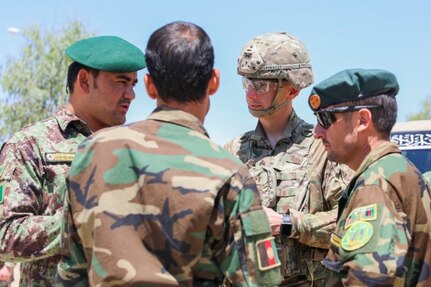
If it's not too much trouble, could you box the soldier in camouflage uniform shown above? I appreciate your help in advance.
[0,36,146,286]
[310,68,431,286]
[224,32,351,286]
[56,21,282,286]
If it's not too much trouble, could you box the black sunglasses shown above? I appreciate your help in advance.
[314,105,380,129]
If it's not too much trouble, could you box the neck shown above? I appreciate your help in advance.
[157,98,207,123]
[66,100,99,132]
[349,135,388,171]
[259,105,293,149]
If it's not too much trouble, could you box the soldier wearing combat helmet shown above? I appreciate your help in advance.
[225,32,352,286]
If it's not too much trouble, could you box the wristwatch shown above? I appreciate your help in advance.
[280,213,292,236]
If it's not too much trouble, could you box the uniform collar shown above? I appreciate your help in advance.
[354,141,401,177]
[54,107,92,136]
[147,106,209,137]
[253,109,304,144]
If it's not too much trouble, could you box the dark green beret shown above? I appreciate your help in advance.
[308,69,399,111]
[66,36,146,72]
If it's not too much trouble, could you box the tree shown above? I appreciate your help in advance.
[0,21,94,141]
[408,94,431,121]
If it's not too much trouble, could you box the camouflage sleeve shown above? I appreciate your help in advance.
[325,185,409,286]
[289,140,353,249]
[0,142,62,263]
[212,165,282,286]
[223,136,242,158]
[56,188,88,286]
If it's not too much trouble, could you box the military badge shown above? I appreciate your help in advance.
[345,204,377,229]
[341,221,373,251]
[309,94,321,110]
[46,153,75,163]
[256,237,281,271]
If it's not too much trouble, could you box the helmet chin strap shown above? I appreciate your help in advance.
[248,78,289,118]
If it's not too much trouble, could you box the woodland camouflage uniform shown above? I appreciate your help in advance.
[56,107,282,286]
[308,69,431,286]
[323,142,431,286]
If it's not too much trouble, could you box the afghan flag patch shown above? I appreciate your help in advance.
[345,203,377,229]
[0,185,3,204]
[256,237,280,271]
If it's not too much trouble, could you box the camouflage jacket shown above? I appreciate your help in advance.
[224,110,351,283]
[322,141,431,286]
[0,107,91,287]
[56,107,282,287]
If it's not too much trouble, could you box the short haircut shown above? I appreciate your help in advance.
[66,62,99,94]
[145,21,214,102]
[342,94,398,137]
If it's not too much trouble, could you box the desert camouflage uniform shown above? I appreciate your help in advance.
[0,107,91,286]
[56,107,282,286]
[323,141,431,286]
[225,110,351,286]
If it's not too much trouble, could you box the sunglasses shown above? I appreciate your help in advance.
[314,105,380,129]
[242,77,279,94]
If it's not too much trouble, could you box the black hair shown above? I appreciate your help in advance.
[343,94,398,138]
[66,62,100,94]
[145,21,214,102]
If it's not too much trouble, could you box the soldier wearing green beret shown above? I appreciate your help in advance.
[224,32,352,286]
[0,35,146,286]
[56,21,282,286]
[309,68,431,286]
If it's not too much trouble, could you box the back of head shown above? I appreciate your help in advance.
[237,32,313,89]
[145,21,214,102]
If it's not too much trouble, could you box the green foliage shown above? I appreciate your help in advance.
[408,95,431,121]
[0,21,94,141]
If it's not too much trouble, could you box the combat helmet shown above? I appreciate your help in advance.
[238,32,313,117]
[238,32,313,89]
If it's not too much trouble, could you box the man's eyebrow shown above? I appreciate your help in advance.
[116,74,138,84]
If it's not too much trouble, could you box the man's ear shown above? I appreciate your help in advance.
[207,68,220,96]
[76,69,91,94]
[144,74,158,99]
[357,108,373,132]
[286,86,300,100]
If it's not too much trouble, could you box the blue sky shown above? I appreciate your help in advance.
[1,0,430,145]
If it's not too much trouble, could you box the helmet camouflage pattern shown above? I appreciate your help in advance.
[237,32,313,89]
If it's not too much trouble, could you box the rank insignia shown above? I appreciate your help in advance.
[341,221,373,251]
[256,237,281,271]
[345,203,377,229]
[309,94,321,110]
[46,153,75,163]
[0,185,3,204]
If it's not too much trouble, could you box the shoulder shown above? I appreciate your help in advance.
[5,115,57,145]
[224,131,254,155]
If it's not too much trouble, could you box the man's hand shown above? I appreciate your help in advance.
[263,206,283,236]
[0,264,13,282]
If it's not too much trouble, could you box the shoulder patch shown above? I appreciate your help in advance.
[256,237,281,271]
[345,203,377,229]
[341,221,373,251]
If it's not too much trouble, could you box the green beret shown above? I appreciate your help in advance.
[66,36,146,72]
[308,69,399,111]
